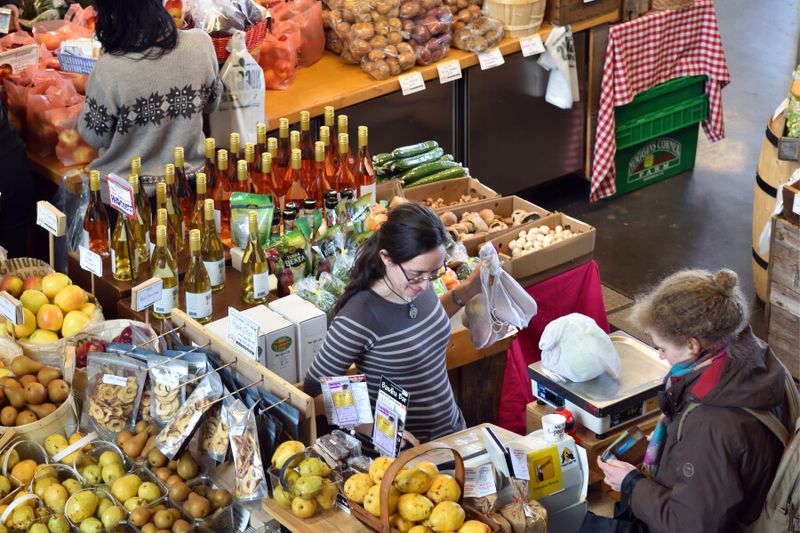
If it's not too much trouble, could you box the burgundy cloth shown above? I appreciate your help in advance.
[498,261,610,434]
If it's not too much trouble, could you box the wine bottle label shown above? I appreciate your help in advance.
[253,271,269,298]
[186,290,212,319]
[214,210,222,234]
[111,248,116,274]
[359,183,376,203]
[154,286,177,315]
[204,259,225,287]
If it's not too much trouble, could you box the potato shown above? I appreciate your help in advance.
[388,31,404,44]
[456,0,469,8]
[375,0,395,15]
[398,51,416,68]
[349,38,372,55]
[368,49,386,61]
[374,19,390,35]
[453,20,466,30]
[335,21,352,35]
[400,1,423,18]
[351,22,375,40]
[387,58,402,75]
[365,60,391,79]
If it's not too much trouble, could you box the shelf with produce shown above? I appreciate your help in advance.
[264,11,619,125]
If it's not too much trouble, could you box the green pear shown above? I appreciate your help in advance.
[47,514,70,533]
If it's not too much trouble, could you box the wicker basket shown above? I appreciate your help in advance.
[484,0,545,37]
[651,0,694,9]
[211,19,268,63]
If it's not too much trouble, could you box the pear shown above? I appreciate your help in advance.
[48,514,70,533]
[298,457,331,478]
[100,505,124,529]
[78,517,103,533]
[176,454,198,480]
[65,490,98,523]
[183,493,210,519]
[4,387,25,409]
[47,380,70,404]
[10,356,43,376]
[111,474,142,503]
[62,479,83,495]
[292,475,324,499]
[36,367,61,387]
[29,403,57,420]
[43,483,69,513]
[314,479,338,511]
[23,382,47,405]
[122,433,147,459]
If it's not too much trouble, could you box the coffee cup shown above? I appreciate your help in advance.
[542,413,567,443]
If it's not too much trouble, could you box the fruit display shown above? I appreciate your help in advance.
[440,207,541,242]
[115,422,160,463]
[126,502,192,533]
[64,488,126,531]
[177,477,233,521]
[268,442,340,520]
[0,273,98,343]
[506,223,582,259]
[0,356,71,428]
[373,141,467,186]
[73,443,128,488]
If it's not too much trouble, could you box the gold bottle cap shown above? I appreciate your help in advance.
[89,171,100,191]
[290,131,300,151]
[267,137,277,157]
[237,160,248,182]
[248,210,258,233]
[156,225,167,246]
[256,123,267,143]
[262,152,272,173]
[217,149,228,170]
[230,132,240,154]
[205,138,216,158]
[279,118,289,136]
[196,173,207,194]
[358,126,368,148]
[300,111,310,131]
[164,164,175,184]
[245,143,255,164]
[156,182,167,204]
[128,174,139,194]
[315,141,325,162]
[291,149,302,168]
[319,126,330,146]
[131,156,141,176]
[174,146,184,167]
[189,229,201,252]
[204,199,215,221]
[324,106,335,126]
[156,208,168,227]
[339,133,349,154]
[338,114,348,134]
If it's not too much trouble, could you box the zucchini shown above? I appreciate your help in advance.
[390,140,439,159]
[399,160,462,185]
[373,153,394,167]
[439,154,454,162]
[407,166,467,187]
[392,147,445,171]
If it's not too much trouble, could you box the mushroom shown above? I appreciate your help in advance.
[479,209,495,225]
[440,211,457,226]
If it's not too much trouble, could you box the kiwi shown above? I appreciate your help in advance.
[0,406,18,426]
[168,482,190,503]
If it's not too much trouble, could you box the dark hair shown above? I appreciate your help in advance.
[334,203,448,314]
[95,0,178,57]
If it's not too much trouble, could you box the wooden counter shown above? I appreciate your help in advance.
[28,152,84,195]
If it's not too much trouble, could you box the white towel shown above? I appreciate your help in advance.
[537,25,580,110]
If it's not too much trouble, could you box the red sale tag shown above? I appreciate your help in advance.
[106,173,135,219]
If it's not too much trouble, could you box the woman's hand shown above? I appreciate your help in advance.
[2,4,19,32]
[597,457,638,492]
[461,262,483,302]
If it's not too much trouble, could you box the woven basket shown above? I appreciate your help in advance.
[484,0,545,37]
[651,0,694,10]
[211,19,268,63]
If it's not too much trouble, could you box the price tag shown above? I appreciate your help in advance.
[102,374,128,387]
[437,60,462,83]
[520,34,545,57]
[0,44,38,73]
[509,447,530,480]
[227,307,260,361]
[464,464,497,498]
[131,278,164,312]
[79,245,103,277]
[106,173,135,218]
[793,193,800,215]
[399,71,426,96]
[478,48,505,70]
[372,376,409,458]
[0,292,23,325]
[36,201,67,237]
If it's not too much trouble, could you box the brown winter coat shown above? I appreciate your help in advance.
[630,327,788,533]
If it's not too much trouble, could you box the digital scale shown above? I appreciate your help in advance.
[529,332,669,438]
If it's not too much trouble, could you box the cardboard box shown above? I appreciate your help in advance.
[268,295,328,383]
[206,306,297,382]
[403,177,500,211]
[491,212,596,282]
[443,196,551,256]
[376,179,403,204]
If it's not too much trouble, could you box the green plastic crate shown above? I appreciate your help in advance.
[612,77,710,197]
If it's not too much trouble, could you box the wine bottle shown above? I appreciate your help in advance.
[285,149,307,205]
[270,209,281,239]
[184,229,212,324]
[130,158,152,237]
[319,126,338,189]
[189,173,208,237]
[150,225,178,320]
[150,208,176,261]
[355,126,375,202]
[335,133,355,191]
[244,143,256,190]
[283,208,297,233]
[255,123,267,170]
[128,174,149,270]
[229,132,241,170]
[204,138,217,191]
[83,170,110,257]
[336,114,350,168]
[201,199,225,292]
[255,152,273,196]
[174,146,194,230]
[275,118,290,192]
[161,172,185,252]
[110,206,136,282]
[241,210,269,304]
[213,149,232,244]
[300,111,314,182]
[233,160,252,195]
[309,141,332,207]
[268,136,278,159]
[324,106,338,157]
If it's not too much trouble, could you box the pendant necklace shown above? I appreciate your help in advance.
[384,277,418,319]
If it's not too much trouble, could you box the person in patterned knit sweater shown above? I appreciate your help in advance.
[78,0,221,202]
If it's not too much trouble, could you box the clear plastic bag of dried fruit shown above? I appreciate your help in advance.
[451,16,504,53]
[323,0,404,65]
[359,42,417,79]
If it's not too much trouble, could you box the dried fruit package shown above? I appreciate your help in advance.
[200,398,231,463]
[82,353,148,439]
[147,354,190,426]
[226,399,268,502]
[154,372,224,460]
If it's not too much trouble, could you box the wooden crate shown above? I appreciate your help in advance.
[766,216,800,379]
[546,0,621,25]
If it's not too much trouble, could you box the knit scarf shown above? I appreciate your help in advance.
[642,347,726,477]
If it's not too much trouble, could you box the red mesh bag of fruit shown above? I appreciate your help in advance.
[258,22,300,90]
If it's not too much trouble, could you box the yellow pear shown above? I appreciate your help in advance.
[457,520,491,533]
[41,274,71,300]
[369,457,395,485]
[363,484,400,517]
[343,473,374,504]
[428,501,465,532]
[61,311,90,338]
[28,330,59,344]
[19,290,48,315]
[426,475,461,504]
[398,493,434,522]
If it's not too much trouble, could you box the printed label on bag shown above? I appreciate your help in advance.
[103,374,128,387]
[186,290,212,319]
[464,464,497,497]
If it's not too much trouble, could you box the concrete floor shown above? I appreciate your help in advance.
[526,0,800,338]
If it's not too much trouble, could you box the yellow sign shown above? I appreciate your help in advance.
[528,445,563,500]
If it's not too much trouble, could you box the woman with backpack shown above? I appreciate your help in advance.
[584,268,795,533]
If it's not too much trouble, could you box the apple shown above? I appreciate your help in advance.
[37,304,64,332]
[42,273,71,299]
[20,290,48,315]
[22,276,42,292]
[57,129,80,149]
[76,339,105,368]
[0,275,23,298]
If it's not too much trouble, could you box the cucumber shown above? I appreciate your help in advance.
[399,160,462,185]
[390,141,439,159]
[392,147,445,171]
[373,153,394,167]
[439,154,454,162]
[407,166,467,187]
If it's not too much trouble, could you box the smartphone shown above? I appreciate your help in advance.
[601,426,648,465]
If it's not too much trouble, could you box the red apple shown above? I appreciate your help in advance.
[22,276,42,292]
[0,275,24,298]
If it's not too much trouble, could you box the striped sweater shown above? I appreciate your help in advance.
[303,287,466,443]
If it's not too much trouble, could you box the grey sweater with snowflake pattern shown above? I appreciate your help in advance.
[78,29,221,198]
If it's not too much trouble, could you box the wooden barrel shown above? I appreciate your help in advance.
[484,0,545,37]
[752,112,800,302]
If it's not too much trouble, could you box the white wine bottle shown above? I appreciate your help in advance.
[241,210,269,304]
[185,229,212,323]
[150,225,178,320]
[201,199,225,292]
[164,163,186,252]
[111,210,136,282]
[128,174,149,265]
[150,208,176,261]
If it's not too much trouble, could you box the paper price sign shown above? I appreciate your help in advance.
[36,201,66,237]
[79,246,103,277]
[478,48,505,70]
[107,173,135,218]
[437,60,462,83]
[132,278,163,312]
[509,447,530,480]
[520,34,545,57]
[227,307,260,361]
[372,376,409,458]
[0,292,23,325]
[464,464,497,498]
[399,71,426,96]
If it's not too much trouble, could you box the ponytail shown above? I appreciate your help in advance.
[334,230,385,314]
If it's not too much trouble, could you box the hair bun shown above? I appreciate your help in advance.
[714,269,738,296]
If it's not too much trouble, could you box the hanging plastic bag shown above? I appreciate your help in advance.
[209,31,266,146]
[257,22,299,90]
[271,0,325,68]
[48,101,97,166]
[463,242,538,349]
[539,313,621,383]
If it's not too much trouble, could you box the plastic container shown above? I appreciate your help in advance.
[1,439,48,487]
[178,475,235,529]
[73,441,131,486]
[64,487,126,529]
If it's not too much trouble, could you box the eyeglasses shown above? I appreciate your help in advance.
[397,262,447,285]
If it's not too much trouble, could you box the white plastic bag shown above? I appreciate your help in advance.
[539,313,620,382]
[463,242,538,349]
[209,31,266,145]
[537,25,579,110]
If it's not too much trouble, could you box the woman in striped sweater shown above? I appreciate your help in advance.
[304,203,483,446]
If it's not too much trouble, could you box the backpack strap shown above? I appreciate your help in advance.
[676,402,702,441]
[740,407,791,446]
